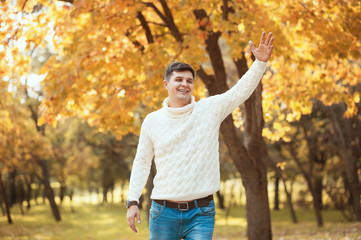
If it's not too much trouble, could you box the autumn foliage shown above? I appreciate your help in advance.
[1,0,361,238]
[1,0,359,138]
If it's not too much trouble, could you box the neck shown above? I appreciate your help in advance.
[168,98,191,108]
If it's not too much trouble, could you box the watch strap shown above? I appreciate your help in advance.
[126,200,138,208]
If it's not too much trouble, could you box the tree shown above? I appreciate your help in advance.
[322,102,361,221]
[1,1,62,221]
[273,99,361,224]
[2,0,360,238]
[40,1,279,237]
[0,78,42,224]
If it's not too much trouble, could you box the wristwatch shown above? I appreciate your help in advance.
[126,200,138,208]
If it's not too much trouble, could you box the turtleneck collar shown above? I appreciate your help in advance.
[162,96,195,119]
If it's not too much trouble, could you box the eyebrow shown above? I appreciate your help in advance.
[175,76,193,81]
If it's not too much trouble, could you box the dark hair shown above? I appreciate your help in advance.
[164,62,195,82]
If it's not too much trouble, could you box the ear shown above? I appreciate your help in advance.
[163,80,168,90]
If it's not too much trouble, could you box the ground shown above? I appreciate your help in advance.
[0,200,360,240]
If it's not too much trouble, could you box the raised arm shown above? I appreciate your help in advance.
[211,31,274,121]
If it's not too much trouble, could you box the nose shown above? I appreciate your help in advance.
[181,80,187,86]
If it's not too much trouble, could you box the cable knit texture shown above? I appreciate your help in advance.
[128,59,267,202]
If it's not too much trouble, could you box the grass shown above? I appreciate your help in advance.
[0,199,360,240]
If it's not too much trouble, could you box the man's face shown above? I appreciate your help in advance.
[163,70,194,107]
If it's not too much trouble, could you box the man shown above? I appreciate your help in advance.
[127,31,274,239]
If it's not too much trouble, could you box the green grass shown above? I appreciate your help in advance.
[0,201,360,240]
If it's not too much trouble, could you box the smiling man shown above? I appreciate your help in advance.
[163,62,195,108]
[126,31,274,240]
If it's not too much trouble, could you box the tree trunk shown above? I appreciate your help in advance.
[327,105,361,221]
[310,188,324,227]
[42,188,46,204]
[314,176,323,210]
[272,142,297,222]
[7,169,16,207]
[220,116,272,239]
[0,202,5,216]
[34,183,41,205]
[69,188,75,213]
[216,190,225,210]
[18,202,25,215]
[24,174,33,210]
[102,186,108,204]
[25,82,61,220]
[236,56,272,239]
[244,176,271,239]
[0,171,13,224]
[41,160,61,221]
[274,176,280,210]
[59,180,66,204]
[17,178,25,215]
[243,154,271,239]
[111,187,114,204]
[281,176,298,223]
[120,181,124,204]
[289,143,324,227]
[349,168,361,221]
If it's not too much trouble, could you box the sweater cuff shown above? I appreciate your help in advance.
[252,59,268,72]
[127,196,140,204]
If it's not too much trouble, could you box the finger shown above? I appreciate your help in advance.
[260,31,266,45]
[268,45,274,57]
[131,221,138,233]
[136,211,141,224]
[127,216,137,233]
[265,32,272,45]
[268,37,274,48]
[249,41,256,52]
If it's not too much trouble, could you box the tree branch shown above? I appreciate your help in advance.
[140,2,167,24]
[125,30,145,53]
[137,11,154,43]
[140,1,183,42]
[59,0,74,4]
[193,9,227,93]
[158,0,183,42]
[297,0,316,17]
[4,0,29,43]
[146,21,166,27]
[196,66,216,93]
[222,0,229,20]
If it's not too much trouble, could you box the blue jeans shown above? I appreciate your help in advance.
[149,200,215,240]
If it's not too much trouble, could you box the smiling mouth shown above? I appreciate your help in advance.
[177,89,189,94]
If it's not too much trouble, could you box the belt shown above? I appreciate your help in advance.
[153,195,213,211]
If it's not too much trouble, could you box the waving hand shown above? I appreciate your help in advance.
[249,31,274,62]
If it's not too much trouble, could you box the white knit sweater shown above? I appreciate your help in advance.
[127,59,267,202]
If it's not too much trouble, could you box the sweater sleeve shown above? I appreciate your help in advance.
[127,116,154,203]
[212,59,267,122]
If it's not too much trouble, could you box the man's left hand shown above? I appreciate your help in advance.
[249,31,274,62]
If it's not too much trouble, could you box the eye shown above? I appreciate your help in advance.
[187,80,193,84]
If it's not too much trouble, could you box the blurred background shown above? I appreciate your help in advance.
[0,0,360,239]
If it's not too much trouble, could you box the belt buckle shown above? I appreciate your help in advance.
[178,202,189,211]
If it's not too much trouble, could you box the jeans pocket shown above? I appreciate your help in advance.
[150,201,163,220]
[199,200,216,216]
